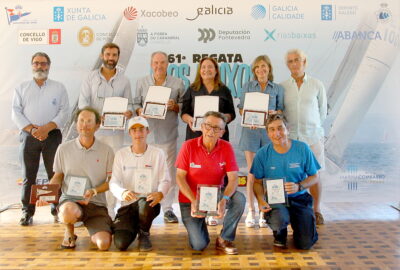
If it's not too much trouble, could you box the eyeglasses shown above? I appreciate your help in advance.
[32,62,49,67]
[202,122,223,132]
[287,58,302,64]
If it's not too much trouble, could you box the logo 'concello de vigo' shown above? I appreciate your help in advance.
[78,26,94,46]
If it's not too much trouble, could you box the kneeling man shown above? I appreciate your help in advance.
[251,114,319,249]
[109,116,170,251]
[37,107,114,250]
[176,111,246,255]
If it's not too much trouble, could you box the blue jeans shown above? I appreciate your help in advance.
[263,192,318,250]
[179,190,245,251]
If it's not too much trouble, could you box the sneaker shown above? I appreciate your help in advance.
[163,210,178,223]
[273,229,287,248]
[19,214,33,226]
[273,239,287,248]
[206,216,218,226]
[216,236,238,255]
[259,211,268,228]
[245,211,255,228]
[53,214,59,224]
[138,230,152,252]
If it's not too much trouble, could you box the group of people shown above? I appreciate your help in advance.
[11,42,326,254]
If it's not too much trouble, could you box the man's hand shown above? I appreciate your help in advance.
[216,199,227,219]
[190,200,206,218]
[122,190,137,202]
[284,182,299,195]
[258,199,272,213]
[32,125,50,141]
[146,192,163,207]
[167,99,177,111]
[124,110,133,119]
[36,199,50,207]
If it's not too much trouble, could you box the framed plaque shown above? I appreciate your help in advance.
[66,176,88,199]
[262,178,288,207]
[103,112,126,129]
[192,116,204,131]
[194,185,221,217]
[242,110,267,128]
[134,168,152,196]
[30,184,60,204]
[143,102,167,119]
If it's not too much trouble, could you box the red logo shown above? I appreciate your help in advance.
[124,6,137,20]
[49,29,61,44]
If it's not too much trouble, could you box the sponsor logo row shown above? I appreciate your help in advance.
[5,3,393,25]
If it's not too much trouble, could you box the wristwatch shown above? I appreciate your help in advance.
[298,182,305,191]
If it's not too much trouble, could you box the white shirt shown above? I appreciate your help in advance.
[109,144,171,211]
[281,74,327,145]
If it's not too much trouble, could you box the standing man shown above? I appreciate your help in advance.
[78,42,133,217]
[281,49,327,225]
[134,51,185,223]
[251,114,319,249]
[12,52,69,226]
[109,116,170,251]
[176,111,245,254]
[37,107,114,250]
[78,42,133,151]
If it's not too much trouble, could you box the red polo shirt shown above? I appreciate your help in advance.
[175,136,238,203]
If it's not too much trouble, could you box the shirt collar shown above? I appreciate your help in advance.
[197,136,221,153]
[151,74,168,86]
[290,73,308,83]
[75,137,99,151]
[253,80,273,88]
[98,66,120,81]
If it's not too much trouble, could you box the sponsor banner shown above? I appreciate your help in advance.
[18,29,61,45]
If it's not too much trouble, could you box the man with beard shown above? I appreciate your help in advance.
[78,43,133,217]
[12,52,69,226]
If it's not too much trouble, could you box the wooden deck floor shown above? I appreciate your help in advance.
[0,202,399,270]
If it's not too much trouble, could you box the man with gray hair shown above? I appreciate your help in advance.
[12,52,69,226]
[134,51,185,223]
[280,49,327,225]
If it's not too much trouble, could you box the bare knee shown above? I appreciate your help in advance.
[91,231,112,251]
[59,202,81,224]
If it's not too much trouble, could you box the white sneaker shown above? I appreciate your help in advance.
[206,216,218,226]
[259,212,268,228]
[245,212,256,228]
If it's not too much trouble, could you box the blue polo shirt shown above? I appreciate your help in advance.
[250,140,320,197]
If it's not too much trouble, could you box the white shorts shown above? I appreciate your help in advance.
[309,139,325,171]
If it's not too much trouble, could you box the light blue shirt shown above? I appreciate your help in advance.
[12,79,69,130]
[238,80,284,111]
[281,74,327,145]
[250,140,320,198]
[134,75,185,144]
[78,67,133,114]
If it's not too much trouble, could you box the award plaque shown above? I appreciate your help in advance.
[66,176,88,199]
[242,110,267,128]
[143,102,167,119]
[195,185,221,217]
[263,178,288,207]
[103,112,126,129]
[30,184,60,204]
[134,168,152,196]
[192,116,204,131]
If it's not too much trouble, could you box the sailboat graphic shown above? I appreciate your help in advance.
[324,13,399,168]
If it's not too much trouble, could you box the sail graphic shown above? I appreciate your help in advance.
[324,15,399,166]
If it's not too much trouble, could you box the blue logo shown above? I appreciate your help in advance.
[321,5,332,20]
[264,29,276,41]
[53,6,64,22]
[251,4,266,20]
[376,3,391,23]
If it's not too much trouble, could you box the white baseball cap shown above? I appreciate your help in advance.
[127,116,149,131]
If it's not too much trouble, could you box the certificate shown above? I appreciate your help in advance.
[103,113,126,128]
[101,97,128,130]
[143,102,166,118]
[193,96,219,131]
[241,92,269,128]
[66,176,88,199]
[143,86,171,119]
[195,185,221,217]
[263,178,288,207]
[30,184,60,204]
[134,168,152,196]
